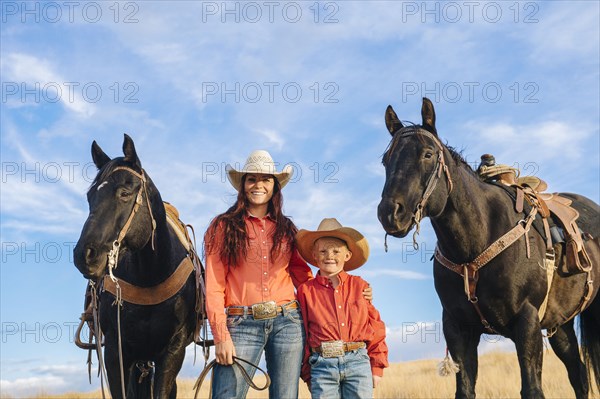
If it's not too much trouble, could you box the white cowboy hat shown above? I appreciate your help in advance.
[226,150,294,192]
[296,218,370,271]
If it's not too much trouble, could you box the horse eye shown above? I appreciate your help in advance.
[424,151,434,159]
[119,190,133,199]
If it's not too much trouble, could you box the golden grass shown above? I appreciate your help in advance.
[38,350,599,398]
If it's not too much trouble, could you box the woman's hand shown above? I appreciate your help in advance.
[363,284,373,302]
[215,339,236,365]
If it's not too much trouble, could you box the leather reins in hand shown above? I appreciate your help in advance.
[193,355,271,399]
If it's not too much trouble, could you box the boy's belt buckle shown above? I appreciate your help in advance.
[252,301,278,320]
[320,340,345,358]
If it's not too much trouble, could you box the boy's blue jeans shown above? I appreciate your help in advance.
[211,307,305,399]
[309,347,374,399]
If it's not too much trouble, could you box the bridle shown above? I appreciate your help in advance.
[103,166,157,280]
[387,127,454,249]
[90,165,158,398]
[387,127,543,333]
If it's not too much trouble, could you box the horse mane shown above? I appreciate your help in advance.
[444,144,479,177]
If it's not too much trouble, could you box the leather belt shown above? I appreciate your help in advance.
[311,341,366,358]
[226,300,298,320]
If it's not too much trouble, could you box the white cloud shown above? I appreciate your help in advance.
[464,120,594,162]
[1,376,67,398]
[252,128,284,150]
[526,2,600,63]
[1,53,96,117]
[360,268,429,280]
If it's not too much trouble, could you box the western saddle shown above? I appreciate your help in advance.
[478,154,592,275]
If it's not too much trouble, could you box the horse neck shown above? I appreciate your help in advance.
[430,158,514,262]
[119,190,185,286]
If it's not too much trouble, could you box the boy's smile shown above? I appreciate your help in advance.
[313,237,352,278]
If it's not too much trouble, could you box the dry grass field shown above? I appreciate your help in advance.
[28,350,599,398]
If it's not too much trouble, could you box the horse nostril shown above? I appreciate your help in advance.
[85,246,97,264]
[379,200,402,227]
[395,202,404,217]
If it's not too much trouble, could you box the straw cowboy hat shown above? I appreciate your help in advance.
[296,218,370,271]
[226,150,294,192]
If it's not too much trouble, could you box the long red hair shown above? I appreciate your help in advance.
[204,175,297,267]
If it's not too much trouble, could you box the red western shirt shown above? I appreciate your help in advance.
[205,213,313,344]
[297,270,389,382]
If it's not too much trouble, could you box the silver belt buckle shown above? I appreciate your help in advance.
[251,300,278,320]
[320,340,345,358]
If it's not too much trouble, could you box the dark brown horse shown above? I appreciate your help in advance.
[377,98,600,398]
[73,135,201,398]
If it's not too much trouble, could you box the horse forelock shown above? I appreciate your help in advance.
[381,122,418,164]
[381,125,478,180]
[87,158,143,195]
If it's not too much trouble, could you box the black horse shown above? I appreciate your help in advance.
[73,135,198,398]
[377,98,600,398]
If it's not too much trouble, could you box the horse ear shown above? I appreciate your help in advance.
[421,97,437,134]
[91,141,111,169]
[122,134,142,169]
[385,105,404,135]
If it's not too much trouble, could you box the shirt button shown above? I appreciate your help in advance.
[263,256,267,259]
[264,288,268,291]
[264,272,267,275]
[341,323,345,327]
[335,290,338,293]
[338,305,342,309]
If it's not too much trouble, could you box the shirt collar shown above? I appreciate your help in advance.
[315,270,348,287]
[246,211,274,222]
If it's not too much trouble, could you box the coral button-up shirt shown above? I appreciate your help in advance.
[297,270,388,382]
[205,213,313,344]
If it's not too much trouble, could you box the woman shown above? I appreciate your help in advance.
[205,150,371,398]
[205,150,310,398]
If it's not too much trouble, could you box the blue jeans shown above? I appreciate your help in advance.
[211,306,305,399]
[309,347,373,399]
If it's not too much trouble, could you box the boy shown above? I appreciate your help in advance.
[296,218,388,398]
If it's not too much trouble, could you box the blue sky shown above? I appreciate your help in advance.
[1,0,599,396]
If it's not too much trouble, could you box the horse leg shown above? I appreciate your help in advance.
[443,310,480,399]
[580,293,600,393]
[512,306,545,399]
[549,319,588,399]
[153,333,189,399]
[104,345,131,399]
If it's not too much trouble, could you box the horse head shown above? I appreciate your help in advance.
[377,97,453,238]
[74,134,160,280]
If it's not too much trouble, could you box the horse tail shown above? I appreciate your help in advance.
[580,296,600,393]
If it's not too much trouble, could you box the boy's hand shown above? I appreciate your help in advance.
[363,284,373,302]
[215,339,236,365]
[373,375,382,388]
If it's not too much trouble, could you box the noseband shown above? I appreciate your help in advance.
[391,127,454,248]
[103,166,157,279]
